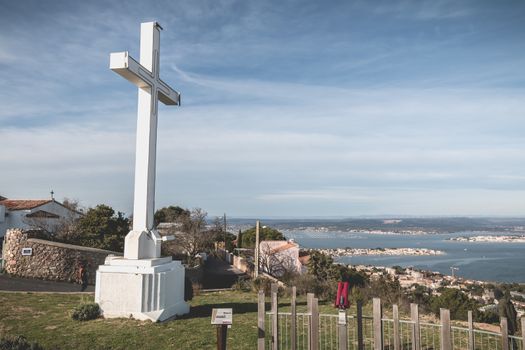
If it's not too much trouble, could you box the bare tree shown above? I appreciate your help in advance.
[259,243,297,278]
[165,208,214,262]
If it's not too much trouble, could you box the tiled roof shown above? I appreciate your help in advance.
[0,199,52,210]
[261,240,299,254]
[272,242,298,253]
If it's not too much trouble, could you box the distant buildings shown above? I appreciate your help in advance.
[349,263,525,317]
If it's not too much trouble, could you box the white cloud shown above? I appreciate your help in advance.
[1,0,525,217]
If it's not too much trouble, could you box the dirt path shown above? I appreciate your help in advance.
[202,256,246,289]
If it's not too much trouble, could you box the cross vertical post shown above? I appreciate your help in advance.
[133,22,160,234]
[96,20,189,323]
[109,21,180,259]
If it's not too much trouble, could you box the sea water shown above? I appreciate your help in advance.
[283,230,525,283]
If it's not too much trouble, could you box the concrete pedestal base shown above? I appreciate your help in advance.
[95,256,189,322]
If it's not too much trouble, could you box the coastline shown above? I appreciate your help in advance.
[312,247,445,258]
[449,235,525,243]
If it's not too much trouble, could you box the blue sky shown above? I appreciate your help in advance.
[1,0,525,218]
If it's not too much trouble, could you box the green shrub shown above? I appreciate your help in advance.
[71,303,100,321]
[251,277,285,296]
[232,279,251,292]
[252,276,274,295]
[288,273,318,296]
[0,335,45,350]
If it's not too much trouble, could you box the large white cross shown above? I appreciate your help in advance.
[110,22,179,259]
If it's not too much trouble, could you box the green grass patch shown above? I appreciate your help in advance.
[0,290,352,350]
[0,290,377,349]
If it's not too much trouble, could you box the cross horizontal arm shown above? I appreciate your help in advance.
[157,79,180,106]
[110,51,154,88]
[110,51,180,106]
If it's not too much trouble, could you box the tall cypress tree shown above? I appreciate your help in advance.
[499,290,518,335]
[237,229,243,248]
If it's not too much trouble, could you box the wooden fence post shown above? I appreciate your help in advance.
[357,301,364,350]
[440,308,451,350]
[521,318,525,350]
[271,284,279,350]
[373,298,383,350]
[217,324,228,350]
[291,286,297,350]
[501,317,509,350]
[311,298,319,350]
[338,308,348,350]
[393,304,400,350]
[258,290,266,350]
[468,310,474,350]
[411,303,420,350]
[307,293,314,350]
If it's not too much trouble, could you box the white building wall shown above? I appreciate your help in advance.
[259,240,303,275]
[0,201,81,239]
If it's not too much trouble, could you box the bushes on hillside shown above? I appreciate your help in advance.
[303,251,368,301]
[252,276,277,295]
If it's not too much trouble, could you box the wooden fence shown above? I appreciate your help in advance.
[257,285,525,350]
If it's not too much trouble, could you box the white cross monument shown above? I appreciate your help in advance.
[95,21,189,322]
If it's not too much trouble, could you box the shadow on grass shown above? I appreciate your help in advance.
[179,302,256,319]
[179,301,308,320]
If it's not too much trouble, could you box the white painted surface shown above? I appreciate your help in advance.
[0,201,81,239]
[259,240,303,275]
[98,21,188,322]
[95,256,189,322]
[110,22,180,260]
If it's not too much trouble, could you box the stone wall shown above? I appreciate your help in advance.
[2,228,121,285]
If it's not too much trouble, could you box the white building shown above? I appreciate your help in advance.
[0,197,82,240]
[259,240,304,277]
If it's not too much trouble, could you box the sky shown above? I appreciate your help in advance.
[1,0,525,218]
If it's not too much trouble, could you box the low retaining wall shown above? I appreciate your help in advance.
[233,255,253,275]
[217,248,254,276]
[2,229,120,285]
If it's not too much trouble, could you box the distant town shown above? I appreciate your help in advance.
[312,247,445,257]
[350,264,525,318]
[450,235,525,243]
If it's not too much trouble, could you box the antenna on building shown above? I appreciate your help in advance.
[450,266,459,279]
[50,190,55,200]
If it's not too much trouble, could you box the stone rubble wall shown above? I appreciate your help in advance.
[2,228,121,285]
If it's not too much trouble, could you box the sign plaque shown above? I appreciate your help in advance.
[211,308,233,325]
[21,248,33,256]
[338,309,347,325]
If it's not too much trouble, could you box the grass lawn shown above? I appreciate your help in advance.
[0,290,347,350]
